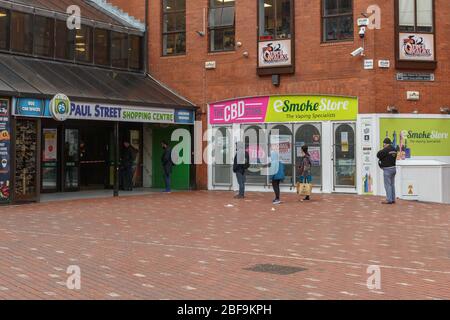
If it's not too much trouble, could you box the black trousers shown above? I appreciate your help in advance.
[272,179,281,200]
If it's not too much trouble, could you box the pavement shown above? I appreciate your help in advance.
[0,191,449,300]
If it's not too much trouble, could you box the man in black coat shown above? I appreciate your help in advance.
[233,142,250,199]
[161,140,174,193]
[377,138,398,204]
[120,141,135,191]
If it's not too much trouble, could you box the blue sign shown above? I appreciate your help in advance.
[13,98,51,117]
[175,109,195,124]
[0,99,10,203]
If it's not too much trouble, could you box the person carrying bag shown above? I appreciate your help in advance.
[296,145,312,201]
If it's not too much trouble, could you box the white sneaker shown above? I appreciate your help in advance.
[272,199,281,205]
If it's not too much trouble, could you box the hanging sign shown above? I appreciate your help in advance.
[399,33,435,61]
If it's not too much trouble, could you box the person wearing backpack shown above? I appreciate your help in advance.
[298,145,312,201]
[233,142,250,199]
[270,150,285,205]
[161,140,174,193]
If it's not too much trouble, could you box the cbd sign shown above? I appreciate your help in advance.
[224,101,245,122]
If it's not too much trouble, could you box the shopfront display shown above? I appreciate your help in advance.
[208,95,357,192]
[0,99,11,203]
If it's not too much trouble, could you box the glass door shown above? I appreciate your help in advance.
[294,123,322,186]
[243,124,268,185]
[212,126,233,187]
[41,128,59,192]
[64,128,80,191]
[333,123,356,190]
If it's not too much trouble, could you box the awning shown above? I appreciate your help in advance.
[0,53,196,110]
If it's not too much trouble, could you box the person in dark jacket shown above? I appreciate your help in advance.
[120,141,134,191]
[161,140,174,193]
[298,145,312,201]
[377,138,398,204]
[233,142,250,199]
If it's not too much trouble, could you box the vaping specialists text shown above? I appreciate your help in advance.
[177,304,272,318]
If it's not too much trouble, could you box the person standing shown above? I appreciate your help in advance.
[377,138,397,204]
[270,150,285,205]
[120,141,134,191]
[298,145,312,201]
[161,141,174,193]
[233,142,250,199]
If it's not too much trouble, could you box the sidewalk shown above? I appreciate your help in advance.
[0,191,449,299]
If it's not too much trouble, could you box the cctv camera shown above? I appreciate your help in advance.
[359,27,366,38]
[196,31,205,37]
[350,47,364,57]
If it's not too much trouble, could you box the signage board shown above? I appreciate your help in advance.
[258,40,292,68]
[399,33,435,61]
[0,99,10,203]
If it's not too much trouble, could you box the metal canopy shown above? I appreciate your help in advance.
[0,53,196,110]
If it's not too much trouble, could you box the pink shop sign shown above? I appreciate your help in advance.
[209,97,269,125]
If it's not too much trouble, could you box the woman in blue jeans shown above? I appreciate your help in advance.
[298,145,312,201]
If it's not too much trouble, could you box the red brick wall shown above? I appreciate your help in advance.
[111,0,450,189]
[107,0,145,22]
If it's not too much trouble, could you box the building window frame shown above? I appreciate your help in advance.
[208,0,236,53]
[395,0,436,70]
[257,0,295,75]
[161,0,186,56]
[10,10,34,55]
[0,8,11,52]
[321,0,354,43]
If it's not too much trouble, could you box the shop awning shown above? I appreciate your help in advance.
[0,53,196,110]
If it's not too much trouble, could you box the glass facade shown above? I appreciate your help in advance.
[10,11,33,54]
[0,8,9,50]
[259,0,292,40]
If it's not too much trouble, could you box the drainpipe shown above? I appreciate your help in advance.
[144,0,149,75]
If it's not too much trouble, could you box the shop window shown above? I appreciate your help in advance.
[111,31,128,68]
[33,15,55,58]
[75,25,93,63]
[15,120,38,200]
[396,0,435,69]
[212,126,233,186]
[0,8,9,50]
[129,35,143,70]
[295,124,322,186]
[244,125,268,185]
[94,28,110,66]
[322,0,353,42]
[209,0,235,52]
[258,0,292,40]
[10,11,33,54]
[55,19,75,61]
[269,124,293,185]
[162,0,186,55]
[399,0,433,32]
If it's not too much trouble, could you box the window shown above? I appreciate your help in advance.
[111,32,128,68]
[209,0,235,52]
[259,0,292,40]
[0,9,9,50]
[322,0,353,42]
[399,0,433,32]
[75,25,93,63]
[55,19,75,60]
[33,15,54,57]
[129,35,143,70]
[10,11,33,54]
[94,29,110,66]
[162,0,186,55]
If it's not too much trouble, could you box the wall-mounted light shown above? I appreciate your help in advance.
[440,106,450,114]
[412,110,419,114]
[387,105,399,113]
[236,41,242,47]
[243,51,249,58]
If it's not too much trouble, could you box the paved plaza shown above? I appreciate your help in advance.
[0,191,449,300]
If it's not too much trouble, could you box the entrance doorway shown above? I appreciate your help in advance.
[333,123,356,191]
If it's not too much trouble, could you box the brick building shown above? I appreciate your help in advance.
[107,0,450,200]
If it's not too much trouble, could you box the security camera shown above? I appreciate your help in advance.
[350,47,365,57]
[359,27,366,38]
[196,31,205,37]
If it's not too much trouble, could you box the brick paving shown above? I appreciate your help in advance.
[0,191,449,300]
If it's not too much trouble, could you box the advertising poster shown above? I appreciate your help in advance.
[0,99,10,203]
[270,135,292,164]
[43,129,57,161]
[399,33,435,61]
[309,146,321,166]
[341,132,349,152]
[379,118,450,158]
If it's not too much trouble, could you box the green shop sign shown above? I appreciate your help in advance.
[265,95,358,122]
[380,118,450,157]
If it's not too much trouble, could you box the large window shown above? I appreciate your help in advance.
[162,0,186,55]
[399,0,433,32]
[129,35,143,70]
[10,11,33,54]
[111,32,128,68]
[55,19,75,60]
[322,0,353,42]
[94,29,110,66]
[209,0,235,52]
[33,15,54,57]
[75,25,93,63]
[259,0,292,40]
[0,9,9,50]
